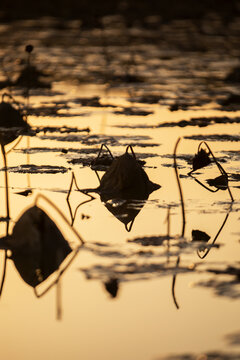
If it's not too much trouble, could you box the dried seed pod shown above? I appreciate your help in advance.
[192,148,211,171]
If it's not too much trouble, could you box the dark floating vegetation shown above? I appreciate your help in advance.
[34,125,90,134]
[185,134,240,142]
[0,164,69,174]
[128,235,169,246]
[195,269,240,299]
[159,116,240,128]
[113,107,153,116]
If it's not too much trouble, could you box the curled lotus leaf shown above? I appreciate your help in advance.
[192,148,211,171]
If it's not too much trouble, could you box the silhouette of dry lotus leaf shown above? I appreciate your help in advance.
[104,278,119,298]
[15,65,51,88]
[99,152,160,199]
[192,229,210,242]
[0,101,30,145]
[0,206,71,287]
[207,174,228,190]
[192,148,211,171]
[98,151,160,228]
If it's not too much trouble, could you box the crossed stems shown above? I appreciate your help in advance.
[67,143,137,226]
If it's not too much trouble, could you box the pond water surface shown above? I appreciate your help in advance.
[0,17,240,360]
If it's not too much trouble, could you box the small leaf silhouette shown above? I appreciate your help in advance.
[0,100,30,145]
[192,149,211,171]
[207,174,228,190]
[192,229,210,242]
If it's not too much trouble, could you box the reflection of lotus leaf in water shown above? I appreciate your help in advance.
[98,151,160,229]
[0,100,30,146]
[104,278,119,298]
[0,206,72,287]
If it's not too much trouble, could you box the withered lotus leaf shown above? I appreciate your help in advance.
[207,174,228,190]
[15,65,51,88]
[192,149,211,171]
[0,101,30,146]
[0,206,71,287]
[192,230,211,242]
[99,152,160,199]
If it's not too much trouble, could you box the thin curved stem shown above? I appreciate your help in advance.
[1,145,10,233]
[56,278,62,321]
[0,145,10,298]
[197,205,232,259]
[172,256,180,309]
[5,136,23,155]
[125,219,135,232]
[0,252,7,298]
[66,172,95,226]
[189,175,219,193]
[125,145,136,159]
[173,137,186,237]
[94,144,114,163]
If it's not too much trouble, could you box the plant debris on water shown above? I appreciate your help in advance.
[0,11,240,360]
